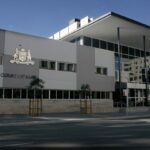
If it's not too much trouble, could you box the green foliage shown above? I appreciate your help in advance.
[80,84,91,99]
[29,76,45,89]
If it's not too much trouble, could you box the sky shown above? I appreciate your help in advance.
[0,0,149,37]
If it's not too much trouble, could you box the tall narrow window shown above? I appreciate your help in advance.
[84,36,91,46]
[0,89,3,98]
[13,89,20,98]
[0,56,3,65]
[49,61,56,70]
[92,39,99,48]
[58,63,65,71]
[100,40,107,49]
[40,60,48,69]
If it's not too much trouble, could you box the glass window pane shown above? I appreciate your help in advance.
[97,92,100,99]
[49,61,56,70]
[50,90,56,99]
[67,64,74,72]
[100,40,107,49]
[92,39,99,48]
[70,91,74,99]
[64,91,69,99]
[92,92,96,99]
[57,90,62,99]
[122,46,128,55]
[103,68,107,75]
[75,91,79,99]
[40,60,48,69]
[101,92,105,99]
[84,37,91,46]
[21,89,27,99]
[129,48,134,56]
[115,44,118,52]
[4,89,12,98]
[96,67,101,74]
[35,89,42,99]
[58,63,65,71]
[13,89,20,98]
[28,89,34,99]
[135,49,140,57]
[0,89,3,98]
[43,90,49,99]
[108,42,114,51]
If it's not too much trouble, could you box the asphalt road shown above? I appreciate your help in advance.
[0,112,150,150]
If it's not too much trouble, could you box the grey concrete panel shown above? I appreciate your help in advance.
[4,31,77,63]
[77,45,115,91]
[0,29,5,55]
[3,55,39,88]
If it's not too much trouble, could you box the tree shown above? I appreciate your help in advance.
[80,84,91,99]
[29,76,45,99]
[29,76,45,89]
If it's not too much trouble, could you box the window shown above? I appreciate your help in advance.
[75,91,80,99]
[0,56,3,65]
[58,63,65,71]
[106,92,110,99]
[13,89,20,98]
[50,90,56,99]
[35,89,42,99]
[108,42,114,51]
[43,90,49,99]
[57,90,63,99]
[4,89,12,98]
[0,89,3,98]
[100,40,107,49]
[67,64,74,72]
[96,67,101,74]
[96,67,107,75]
[141,51,144,57]
[21,89,27,99]
[49,61,56,70]
[92,92,96,99]
[129,48,134,56]
[97,92,100,99]
[92,39,99,48]
[84,36,91,46]
[135,49,140,57]
[64,91,69,99]
[101,92,105,99]
[103,68,107,75]
[122,46,128,55]
[40,60,48,69]
[115,44,118,52]
[70,91,74,99]
[28,89,34,98]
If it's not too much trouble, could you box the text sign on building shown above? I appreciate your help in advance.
[10,48,34,65]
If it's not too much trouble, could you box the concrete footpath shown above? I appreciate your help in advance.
[0,112,150,150]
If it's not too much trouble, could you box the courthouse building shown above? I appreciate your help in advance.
[0,12,150,107]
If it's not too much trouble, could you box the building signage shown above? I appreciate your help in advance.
[0,73,35,79]
[10,48,34,65]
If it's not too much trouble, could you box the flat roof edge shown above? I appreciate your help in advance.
[110,12,150,29]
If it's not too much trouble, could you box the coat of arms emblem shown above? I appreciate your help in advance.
[10,48,34,65]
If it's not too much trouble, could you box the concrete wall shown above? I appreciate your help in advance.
[95,48,115,76]
[39,70,76,90]
[3,55,39,88]
[0,99,113,114]
[2,30,77,89]
[0,29,5,55]
[76,45,115,91]
[0,66,3,86]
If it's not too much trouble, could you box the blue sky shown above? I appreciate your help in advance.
[0,0,149,37]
